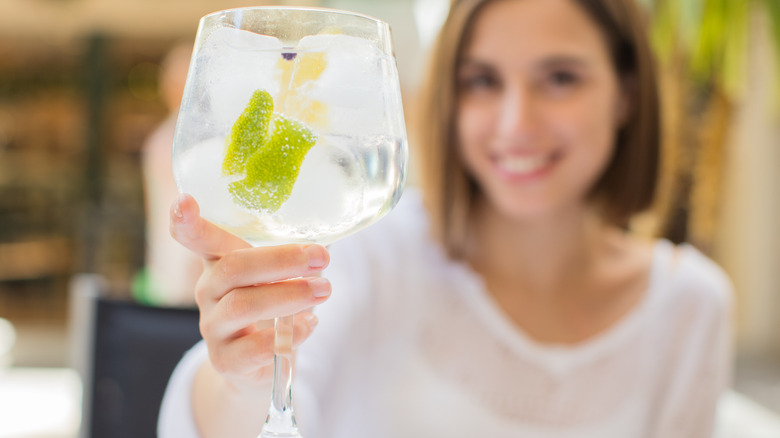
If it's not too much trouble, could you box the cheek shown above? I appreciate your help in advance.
[556,95,620,160]
[457,103,486,144]
[549,99,620,196]
[455,104,490,164]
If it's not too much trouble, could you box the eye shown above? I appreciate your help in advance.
[546,70,580,88]
[459,72,500,93]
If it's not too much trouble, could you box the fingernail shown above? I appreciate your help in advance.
[304,245,328,269]
[173,196,184,219]
[302,313,319,328]
[308,277,331,298]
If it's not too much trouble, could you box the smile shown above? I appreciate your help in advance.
[495,152,556,177]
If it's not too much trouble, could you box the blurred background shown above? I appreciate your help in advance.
[0,0,778,436]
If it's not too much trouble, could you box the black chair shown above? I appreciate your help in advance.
[70,274,202,438]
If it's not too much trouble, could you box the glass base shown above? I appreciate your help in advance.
[259,431,302,438]
[259,408,302,438]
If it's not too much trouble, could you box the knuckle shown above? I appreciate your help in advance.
[221,290,250,321]
[252,331,275,363]
[193,277,210,308]
[206,342,229,373]
[198,314,217,339]
[279,245,308,270]
[219,252,243,287]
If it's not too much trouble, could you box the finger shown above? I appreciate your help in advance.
[170,193,251,260]
[200,244,329,302]
[201,277,331,339]
[209,313,319,377]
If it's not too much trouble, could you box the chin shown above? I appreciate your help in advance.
[487,194,557,222]
[483,186,590,224]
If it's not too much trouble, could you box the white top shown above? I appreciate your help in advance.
[159,191,733,438]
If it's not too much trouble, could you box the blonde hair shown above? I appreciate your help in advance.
[414,0,660,259]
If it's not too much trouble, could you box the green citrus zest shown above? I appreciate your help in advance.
[223,89,317,212]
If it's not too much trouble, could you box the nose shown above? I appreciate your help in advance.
[496,85,538,144]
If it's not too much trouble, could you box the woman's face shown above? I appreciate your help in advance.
[457,0,627,222]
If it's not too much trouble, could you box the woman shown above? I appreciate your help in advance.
[160,0,732,436]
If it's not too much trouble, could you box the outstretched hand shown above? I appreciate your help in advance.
[169,194,331,389]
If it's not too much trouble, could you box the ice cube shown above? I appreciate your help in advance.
[197,28,283,129]
[174,137,257,228]
[300,34,389,135]
[276,136,360,228]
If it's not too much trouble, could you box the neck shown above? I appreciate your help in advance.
[467,198,610,297]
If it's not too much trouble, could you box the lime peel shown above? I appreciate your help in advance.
[224,89,317,212]
[222,89,273,177]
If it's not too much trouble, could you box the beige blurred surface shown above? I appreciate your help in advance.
[0,0,309,40]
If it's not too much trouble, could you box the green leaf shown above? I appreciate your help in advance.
[678,0,706,53]
[720,0,749,99]
[684,0,748,96]
[764,0,780,57]
[651,0,679,63]
[763,0,780,103]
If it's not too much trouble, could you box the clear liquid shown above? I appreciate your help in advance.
[176,133,405,246]
[173,34,408,246]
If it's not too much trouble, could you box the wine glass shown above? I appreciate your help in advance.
[171,6,408,438]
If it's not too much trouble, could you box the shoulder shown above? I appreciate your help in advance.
[652,240,733,324]
[644,242,733,383]
[671,242,732,306]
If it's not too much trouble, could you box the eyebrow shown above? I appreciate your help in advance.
[538,55,590,70]
[458,58,493,71]
[459,54,591,71]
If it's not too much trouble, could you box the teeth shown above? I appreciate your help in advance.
[498,154,550,174]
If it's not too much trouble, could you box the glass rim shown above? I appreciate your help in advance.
[199,5,388,27]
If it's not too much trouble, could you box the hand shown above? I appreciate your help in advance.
[169,194,331,392]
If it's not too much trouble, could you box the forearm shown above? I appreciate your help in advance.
[192,360,272,438]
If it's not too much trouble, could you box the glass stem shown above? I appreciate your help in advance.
[260,314,301,438]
